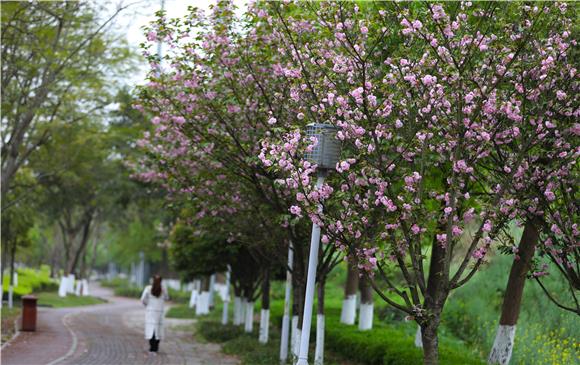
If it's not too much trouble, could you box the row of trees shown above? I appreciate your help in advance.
[135,2,577,365]
[1,1,168,303]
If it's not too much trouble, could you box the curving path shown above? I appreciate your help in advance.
[1,285,239,365]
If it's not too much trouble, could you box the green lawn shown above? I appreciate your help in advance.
[166,304,196,319]
[36,292,106,308]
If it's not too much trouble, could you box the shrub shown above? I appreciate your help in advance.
[197,320,244,343]
[100,277,128,289]
[2,266,58,301]
[325,317,484,365]
[167,287,189,304]
[114,285,142,298]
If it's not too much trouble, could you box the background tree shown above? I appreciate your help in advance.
[1,1,131,206]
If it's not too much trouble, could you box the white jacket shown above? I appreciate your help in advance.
[140,285,169,339]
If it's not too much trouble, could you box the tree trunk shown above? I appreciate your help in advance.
[340,260,358,325]
[209,273,216,309]
[421,321,441,365]
[489,219,540,365]
[8,239,17,309]
[221,268,231,325]
[233,284,242,325]
[421,231,449,365]
[358,275,374,330]
[244,285,254,333]
[196,276,211,316]
[280,242,293,363]
[259,269,270,343]
[1,238,7,304]
[292,270,305,359]
[68,215,92,275]
[315,278,326,365]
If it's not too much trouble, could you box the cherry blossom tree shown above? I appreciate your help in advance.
[259,2,577,364]
[134,1,344,353]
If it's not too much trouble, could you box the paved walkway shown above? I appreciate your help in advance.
[1,285,239,365]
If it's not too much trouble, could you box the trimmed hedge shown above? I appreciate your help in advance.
[325,318,484,365]
[196,298,485,365]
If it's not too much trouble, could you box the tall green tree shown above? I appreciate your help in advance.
[1,1,132,206]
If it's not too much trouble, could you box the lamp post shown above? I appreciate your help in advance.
[296,124,341,365]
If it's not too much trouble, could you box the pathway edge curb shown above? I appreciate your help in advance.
[45,312,79,365]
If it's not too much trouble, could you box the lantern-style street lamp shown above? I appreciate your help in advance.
[296,124,341,365]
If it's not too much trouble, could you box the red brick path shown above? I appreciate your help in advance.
[1,285,238,365]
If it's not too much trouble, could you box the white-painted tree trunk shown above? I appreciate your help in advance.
[244,301,254,333]
[358,303,373,331]
[58,276,67,297]
[259,309,270,343]
[280,312,291,362]
[196,291,210,315]
[14,272,18,287]
[314,314,325,365]
[414,326,423,348]
[222,299,229,325]
[209,274,216,308]
[67,274,75,294]
[291,315,300,359]
[189,289,198,308]
[488,325,516,365]
[222,268,230,325]
[75,280,82,296]
[233,296,242,325]
[82,279,90,296]
[280,243,293,363]
[8,285,13,309]
[340,295,357,325]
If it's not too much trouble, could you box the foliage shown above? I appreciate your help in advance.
[0,0,133,204]
[36,292,106,308]
[2,266,58,300]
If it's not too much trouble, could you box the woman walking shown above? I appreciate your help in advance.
[140,275,169,353]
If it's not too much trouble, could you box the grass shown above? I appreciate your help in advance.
[35,292,106,308]
[100,277,191,304]
[166,304,196,319]
[1,307,21,345]
[442,255,580,365]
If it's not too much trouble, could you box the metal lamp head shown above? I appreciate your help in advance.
[304,123,341,171]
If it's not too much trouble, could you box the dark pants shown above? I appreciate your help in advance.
[149,332,160,352]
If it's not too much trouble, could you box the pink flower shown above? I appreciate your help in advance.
[360,26,369,34]
[544,190,556,201]
[411,224,421,235]
[290,205,302,217]
[556,90,567,100]
[147,31,157,42]
[267,117,277,125]
[472,247,487,260]
[482,220,492,233]
[421,75,436,85]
